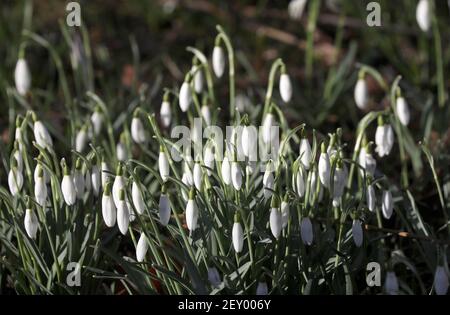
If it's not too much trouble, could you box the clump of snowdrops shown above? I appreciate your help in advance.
[1,21,449,295]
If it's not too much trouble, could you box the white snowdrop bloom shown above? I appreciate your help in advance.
[61,172,76,206]
[279,73,292,103]
[158,149,170,182]
[263,169,274,199]
[185,192,199,232]
[91,164,101,197]
[300,217,313,245]
[101,161,110,188]
[232,218,244,253]
[212,45,225,78]
[375,121,394,157]
[332,164,346,207]
[221,156,231,185]
[231,162,242,190]
[116,141,128,162]
[416,0,431,33]
[434,266,449,295]
[262,113,277,144]
[73,165,85,200]
[256,282,268,295]
[34,160,50,184]
[136,232,148,263]
[288,0,307,20]
[204,144,215,176]
[160,100,172,128]
[354,77,368,110]
[396,96,410,126]
[299,138,312,170]
[382,190,393,219]
[15,58,31,96]
[270,207,282,239]
[194,68,204,93]
[131,116,146,144]
[34,120,53,150]
[117,189,130,235]
[101,182,116,227]
[201,104,211,126]
[131,181,145,215]
[24,209,38,239]
[159,193,171,226]
[208,267,222,288]
[242,125,257,158]
[112,166,125,208]
[385,271,399,295]
[90,109,103,136]
[281,201,289,229]
[34,168,47,207]
[352,219,363,247]
[367,184,376,212]
[358,146,376,177]
[318,151,331,188]
[179,80,192,112]
[75,128,88,152]
[295,166,306,198]
[193,162,203,191]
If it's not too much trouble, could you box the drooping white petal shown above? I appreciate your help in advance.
[117,199,130,235]
[416,0,431,33]
[136,232,148,262]
[112,175,125,208]
[24,209,38,239]
[131,117,146,144]
[318,152,331,188]
[159,194,171,226]
[185,199,198,232]
[91,111,103,136]
[102,194,116,227]
[179,81,192,112]
[160,101,172,128]
[61,174,76,206]
[396,97,410,126]
[231,162,242,190]
[212,46,225,78]
[288,0,307,20]
[34,121,53,150]
[232,222,244,253]
[201,105,211,126]
[159,151,170,182]
[8,168,23,196]
[279,73,292,102]
[269,207,282,239]
[299,138,312,170]
[221,156,231,185]
[75,129,88,152]
[193,162,203,191]
[131,181,145,215]
[15,58,31,96]
[34,176,47,207]
[194,69,204,94]
[354,78,368,110]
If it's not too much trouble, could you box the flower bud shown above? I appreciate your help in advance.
[299,137,312,170]
[131,116,146,144]
[212,46,225,78]
[242,125,257,158]
[263,168,274,199]
[204,144,215,176]
[91,109,103,136]
[262,113,276,144]
[221,156,231,185]
[112,165,125,207]
[117,189,130,235]
[136,232,148,263]
[131,181,145,215]
[193,162,203,191]
[15,58,31,96]
[34,120,53,150]
[318,148,331,188]
[8,166,23,197]
[194,69,204,94]
[201,104,211,126]
[185,191,198,232]
[24,208,39,239]
[269,206,282,239]
[160,100,172,128]
[34,166,47,207]
[354,78,368,110]
[232,214,244,253]
[159,148,170,182]
[416,0,431,33]
[61,161,76,206]
[102,182,116,227]
[179,80,192,112]
[288,0,307,20]
[75,127,88,152]
[396,96,410,126]
[279,73,292,103]
[231,161,242,190]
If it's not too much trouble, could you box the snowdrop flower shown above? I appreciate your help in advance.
[179,78,192,112]
[101,160,110,188]
[8,160,23,197]
[15,57,31,96]
[204,143,215,176]
[317,145,330,188]
[131,113,146,144]
[208,267,222,288]
[12,143,23,173]
[416,0,431,33]
[332,160,346,207]
[279,72,292,103]
[201,103,211,126]
[375,116,394,157]
[385,271,399,295]
[396,96,410,126]
[185,189,198,232]
[359,144,376,177]
[73,159,85,200]
[263,167,274,199]
[136,232,148,263]
[269,198,282,239]
[367,184,376,212]
[112,164,125,207]
[194,67,204,94]
[158,147,170,182]
[160,98,172,128]
[34,165,47,207]
[24,208,38,239]
[131,181,145,215]
[212,45,225,78]
[294,165,306,197]
[117,189,130,235]
[300,217,313,245]
[281,198,289,229]
[288,0,307,20]
[256,281,268,295]
[299,136,312,170]
[101,182,116,227]
[193,162,203,191]
[159,186,171,226]
[91,162,101,197]
[90,107,103,136]
[262,111,277,144]
[232,212,244,253]
[116,133,128,162]
[61,159,76,206]
[75,126,88,152]
[242,125,257,158]
[231,161,242,190]
[382,190,393,219]
[354,76,368,110]
[15,123,24,153]
[34,120,53,150]
[352,219,363,247]
[434,266,449,295]
[221,156,231,185]
[34,156,50,184]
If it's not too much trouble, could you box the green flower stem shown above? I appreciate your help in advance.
[263,58,284,117]
[187,47,217,107]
